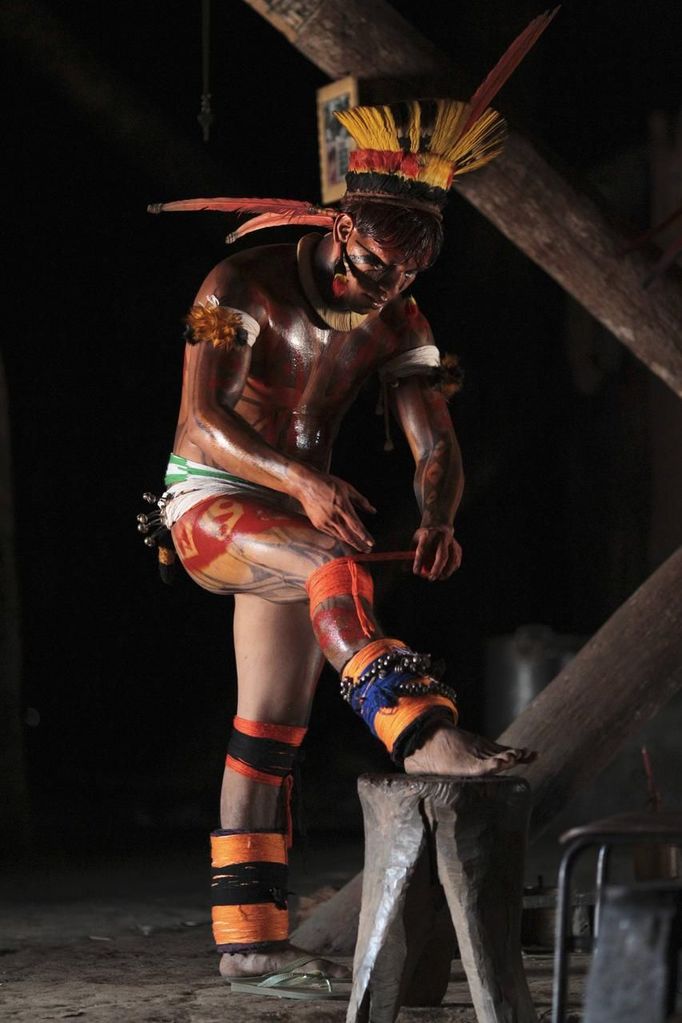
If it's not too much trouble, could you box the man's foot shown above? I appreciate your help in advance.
[220,943,349,980]
[404,722,536,777]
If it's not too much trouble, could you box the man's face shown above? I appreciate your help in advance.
[339,226,427,314]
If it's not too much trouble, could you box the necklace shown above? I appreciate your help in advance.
[296,234,369,333]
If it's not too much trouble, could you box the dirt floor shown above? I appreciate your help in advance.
[0,841,587,1023]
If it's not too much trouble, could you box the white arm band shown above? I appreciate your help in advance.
[378,344,441,384]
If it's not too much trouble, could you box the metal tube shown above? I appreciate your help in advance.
[552,840,584,1023]
[593,843,611,943]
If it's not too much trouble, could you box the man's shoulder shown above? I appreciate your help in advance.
[195,242,298,314]
[372,294,435,352]
[207,242,294,285]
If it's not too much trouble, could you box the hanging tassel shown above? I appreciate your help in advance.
[374,381,394,451]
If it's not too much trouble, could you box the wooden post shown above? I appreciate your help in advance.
[348,774,536,1023]
[242,0,682,398]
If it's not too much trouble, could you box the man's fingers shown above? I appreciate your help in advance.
[347,485,377,514]
[327,521,370,552]
[441,541,462,578]
[428,541,448,580]
[339,510,375,551]
[412,532,428,575]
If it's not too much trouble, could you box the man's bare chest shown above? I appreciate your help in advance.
[247,317,391,413]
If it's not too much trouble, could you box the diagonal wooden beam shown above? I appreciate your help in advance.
[244,0,682,398]
[498,544,682,838]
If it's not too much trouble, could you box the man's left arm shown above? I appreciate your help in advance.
[390,374,464,580]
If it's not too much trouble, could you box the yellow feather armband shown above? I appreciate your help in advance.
[183,304,248,351]
[436,353,464,399]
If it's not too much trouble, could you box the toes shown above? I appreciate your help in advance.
[487,743,537,765]
[507,747,537,764]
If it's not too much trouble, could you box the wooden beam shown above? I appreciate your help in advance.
[293,546,682,954]
[240,0,455,86]
[498,544,682,838]
[243,0,682,398]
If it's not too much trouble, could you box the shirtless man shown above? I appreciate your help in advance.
[149,78,550,990]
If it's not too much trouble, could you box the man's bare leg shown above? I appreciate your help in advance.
[218,594,347,979]
[173,497,533,808]
[174,497,533,975]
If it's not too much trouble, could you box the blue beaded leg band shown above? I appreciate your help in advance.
[341,644,457,757]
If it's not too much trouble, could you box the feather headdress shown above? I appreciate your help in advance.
[337,8,558,211]
[148,8,558,238]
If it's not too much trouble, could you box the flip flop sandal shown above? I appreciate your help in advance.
[228,955,351,1001]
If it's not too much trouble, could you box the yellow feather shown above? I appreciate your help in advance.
[335,104,400,151]
[430,101,470,159]
[449,109,507,173]
[335,96,506,187]
[408,100,421,153]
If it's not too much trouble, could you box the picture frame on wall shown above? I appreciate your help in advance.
[316,75,359,204]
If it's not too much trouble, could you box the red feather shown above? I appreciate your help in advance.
[463,7,560,134]
[147,196,332,216]
[225,210,336,243]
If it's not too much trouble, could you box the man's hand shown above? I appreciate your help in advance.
[292,470,376,552]
[412,524,461,581]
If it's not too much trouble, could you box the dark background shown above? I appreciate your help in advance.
[4,0,682,854]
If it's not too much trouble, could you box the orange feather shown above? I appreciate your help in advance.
[463,7,560,134]
[225,210,336,243]
[147,196,333,216]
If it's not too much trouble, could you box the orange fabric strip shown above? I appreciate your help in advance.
[211,831,287,868]
[306,557,375,639]
[226,755,282,786]
[349,550,415,563]
[233,717,307,746]
[374,693,458,754]
[349,560,373,637]
[342,637,406,682]
[212,903,288,946]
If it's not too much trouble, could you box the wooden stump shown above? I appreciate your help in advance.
[347,774,536,1023]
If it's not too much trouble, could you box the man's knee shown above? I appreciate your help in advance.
[306,555,375,634]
